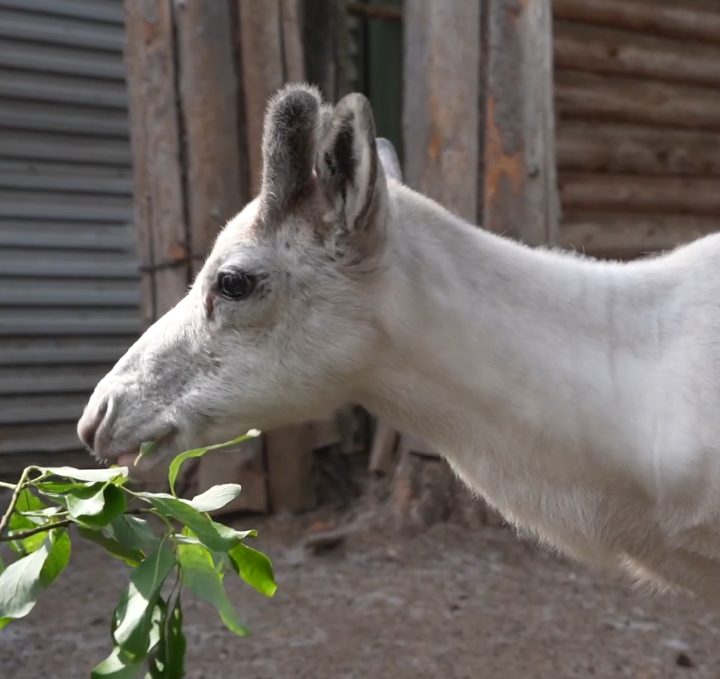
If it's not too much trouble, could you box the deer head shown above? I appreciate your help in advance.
[77,84,397,472]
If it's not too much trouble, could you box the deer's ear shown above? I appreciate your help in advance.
[260,83,322,220]
[315,92,381,237]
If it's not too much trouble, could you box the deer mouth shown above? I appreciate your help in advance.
[105,426,179,473]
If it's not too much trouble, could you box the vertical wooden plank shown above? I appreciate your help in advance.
[483,0,559,246]
[265,424,317,513]
[196,435,269,515]
[402,0,481,222]
[237,0,284,191]
[124,0,190,326]
[175,0,248,268]
[369,420,398,475]
[302,0,355,103]
[367,0,404,158]
[281,0,306,83]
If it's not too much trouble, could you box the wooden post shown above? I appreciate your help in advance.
[483,0,560,246]
[238,0,307,191]
[403,0,481,223]
[174,0,248,276]
[124,0,190,328]
[302,0,355,103]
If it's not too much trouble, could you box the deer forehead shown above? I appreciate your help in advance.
[203,199,337,284]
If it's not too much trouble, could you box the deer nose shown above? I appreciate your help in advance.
[77,395,110,451]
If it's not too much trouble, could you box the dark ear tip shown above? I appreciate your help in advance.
[334,92,376,140]
[266,82,323,127]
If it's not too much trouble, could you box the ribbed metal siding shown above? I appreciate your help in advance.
[0,0,140,470]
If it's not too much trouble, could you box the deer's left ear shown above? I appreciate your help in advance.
[315,93,385,238]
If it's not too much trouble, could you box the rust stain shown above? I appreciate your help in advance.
[427,91,444,165]
[167,242,189,263]
[483,96,524,208]
[428,130,442,164]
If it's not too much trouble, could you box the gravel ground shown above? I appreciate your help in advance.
[1,507,719,679]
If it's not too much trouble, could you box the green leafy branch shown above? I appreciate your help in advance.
[0,430,272,679]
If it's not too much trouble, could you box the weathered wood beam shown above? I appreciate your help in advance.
[555,70,720,134]
[174,0,248,275]
[403,0,481,223]
[124,0,189,327]
[265,424,317,513]
[556,122,720,177]
[303,0,355,103]
[238,0,306,191]
[558,214,719,260]
[559,173,720,216]
[553,0,720,47]
[554,20,720,89]
[483,0,559,247]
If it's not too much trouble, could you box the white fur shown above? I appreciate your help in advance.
[79,87,720,601]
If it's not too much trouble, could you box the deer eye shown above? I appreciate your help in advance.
[217,270,257,301]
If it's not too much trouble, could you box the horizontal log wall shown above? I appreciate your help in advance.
[553,0,720,259]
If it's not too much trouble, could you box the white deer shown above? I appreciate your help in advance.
[79,83,720,601]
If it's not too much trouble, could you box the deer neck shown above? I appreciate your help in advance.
[359,185,668,492]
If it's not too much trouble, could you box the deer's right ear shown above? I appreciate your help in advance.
[315,93,382,239]
[260,83,322,221]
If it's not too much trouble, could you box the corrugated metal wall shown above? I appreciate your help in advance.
[0,0,140,473]
[553,0,720,260]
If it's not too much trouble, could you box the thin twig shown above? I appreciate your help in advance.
[0,520,73,543]
[0,508,159,543]
[0,467,31,538]
[0,481,17,490]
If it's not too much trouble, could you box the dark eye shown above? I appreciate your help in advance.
[217,270,257,300]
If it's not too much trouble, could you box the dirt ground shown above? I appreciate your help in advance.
[2,503,720,679]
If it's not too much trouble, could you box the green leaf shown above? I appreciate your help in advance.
[134,440,158,468]
[91,647,144,679]
[8,490,47,555]
[146,597,167,679]
[177,542,249,636]
[147,594,185,679]
[112,545,176,660]
[67,483,127,528]
[78,527,144,567]
[15,487,46,514]
[143,496,240,553]
[35,480,86,494]
[39,529,71,588]
[167,430,260,496]
[164,594,187,679]
[0,537,51,629]
[187,484,242,513]
[170,527,257,549]
[228,542,277,597]
[110,516,159,551]
[40,466,129,483]
[147,595,167,656]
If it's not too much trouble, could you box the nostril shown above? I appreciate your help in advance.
[77,397,109,451]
